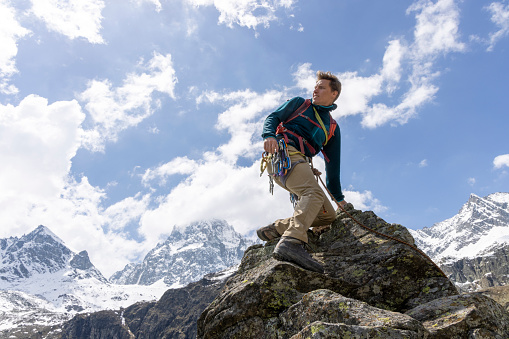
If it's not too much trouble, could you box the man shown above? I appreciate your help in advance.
[257,71,346,273]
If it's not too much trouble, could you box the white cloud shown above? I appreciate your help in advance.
[184,0,296,31]
[494,154,509,169]
[486,1,509,51]
[142,156,199,186]
[343,190,387,214]
[0,1,31,94]
[79,52,178,152]
[468,177,476,186]
[0,95,85,205]
[104,193,151,231]
[419,159,428,167]
[29,0,105,44]
[407,0,465,57]
[130,0,162,12]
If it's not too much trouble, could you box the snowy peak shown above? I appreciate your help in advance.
[0,225,73,281]
[110,219,254,287]
[411,192,509,261]
[0,225,107,284]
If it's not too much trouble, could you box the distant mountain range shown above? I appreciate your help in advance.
[0,220,253,332]
[110,219,254,287]
[410,192,509,291]
[2,193,509,334]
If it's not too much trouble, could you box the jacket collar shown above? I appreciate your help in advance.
[311,99,337,112]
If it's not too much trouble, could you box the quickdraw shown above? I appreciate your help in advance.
[260,139,293,196]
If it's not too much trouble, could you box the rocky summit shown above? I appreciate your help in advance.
[198,205,509,338]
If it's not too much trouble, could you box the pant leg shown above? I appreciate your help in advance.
[269,146,336,243]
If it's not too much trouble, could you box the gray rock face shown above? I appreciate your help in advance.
[197,206,509,338]
[405,293,509,338]
[441,243,509,291]
[110,219,254,286]
[60,270,230,339]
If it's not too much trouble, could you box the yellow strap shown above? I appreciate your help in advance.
[313,107,329,146]
[288,151,306,157]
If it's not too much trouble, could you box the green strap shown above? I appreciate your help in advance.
[313,107,329,146]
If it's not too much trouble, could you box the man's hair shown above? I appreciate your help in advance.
[316,71,341,102]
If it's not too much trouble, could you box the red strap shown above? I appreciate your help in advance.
[282,129,316,155]
[285,99,311,123]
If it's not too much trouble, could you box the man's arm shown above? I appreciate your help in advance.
[323,126,345,205]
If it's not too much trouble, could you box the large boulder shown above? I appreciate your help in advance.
[198,206,509,338]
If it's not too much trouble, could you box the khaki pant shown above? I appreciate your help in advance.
[268,146,336,243]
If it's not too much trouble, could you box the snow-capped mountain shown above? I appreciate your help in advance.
[110,219,254,287]
[411,192,509,291]
[0,225,167,331]
[0,220,254,332]
[411,193,509,262]
[0,225,106,284]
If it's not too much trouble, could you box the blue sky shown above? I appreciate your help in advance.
[1,0,508,277]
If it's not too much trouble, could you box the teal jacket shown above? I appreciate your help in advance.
[262,97,344,202]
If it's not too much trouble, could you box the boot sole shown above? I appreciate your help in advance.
[273,250,324,274]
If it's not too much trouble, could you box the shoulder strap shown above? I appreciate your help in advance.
[285,99,311,123]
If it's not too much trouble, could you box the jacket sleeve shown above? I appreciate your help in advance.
[323,125,345,202]
[261,97,305,140]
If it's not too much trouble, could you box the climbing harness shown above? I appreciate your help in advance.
[308,161,448,278]
[275,99,337,162]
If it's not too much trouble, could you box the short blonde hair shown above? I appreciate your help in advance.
[316,71,341,102]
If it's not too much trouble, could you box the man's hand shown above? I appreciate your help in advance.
[264,138,278,154]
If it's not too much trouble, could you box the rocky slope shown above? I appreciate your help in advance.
[110,219,254,287]
[58,269,232,339]
[198,205,509,338]
[411,192,509,291]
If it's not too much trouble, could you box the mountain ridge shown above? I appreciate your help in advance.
[410,192,509,262]
[110,219,254,287]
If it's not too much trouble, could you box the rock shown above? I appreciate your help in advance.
[478,285,509,311]
[440,243,509,292]
[128,274,226,338]
[59,270,229,338]
[60,310,134,339]
[198,207,459,338]
[405,293,509,338]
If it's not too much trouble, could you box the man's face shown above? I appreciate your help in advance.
[312,79,338,107]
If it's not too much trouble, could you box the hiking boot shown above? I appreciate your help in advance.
[257,223,280,242]
[273,236,324,273]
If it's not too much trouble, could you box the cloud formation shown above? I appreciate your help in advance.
[79,52,178,152]
[0,1,30,94]
[494,154,509,169]
[185,0,296,31]
[29,0,105,43]
[486,1,509,51]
